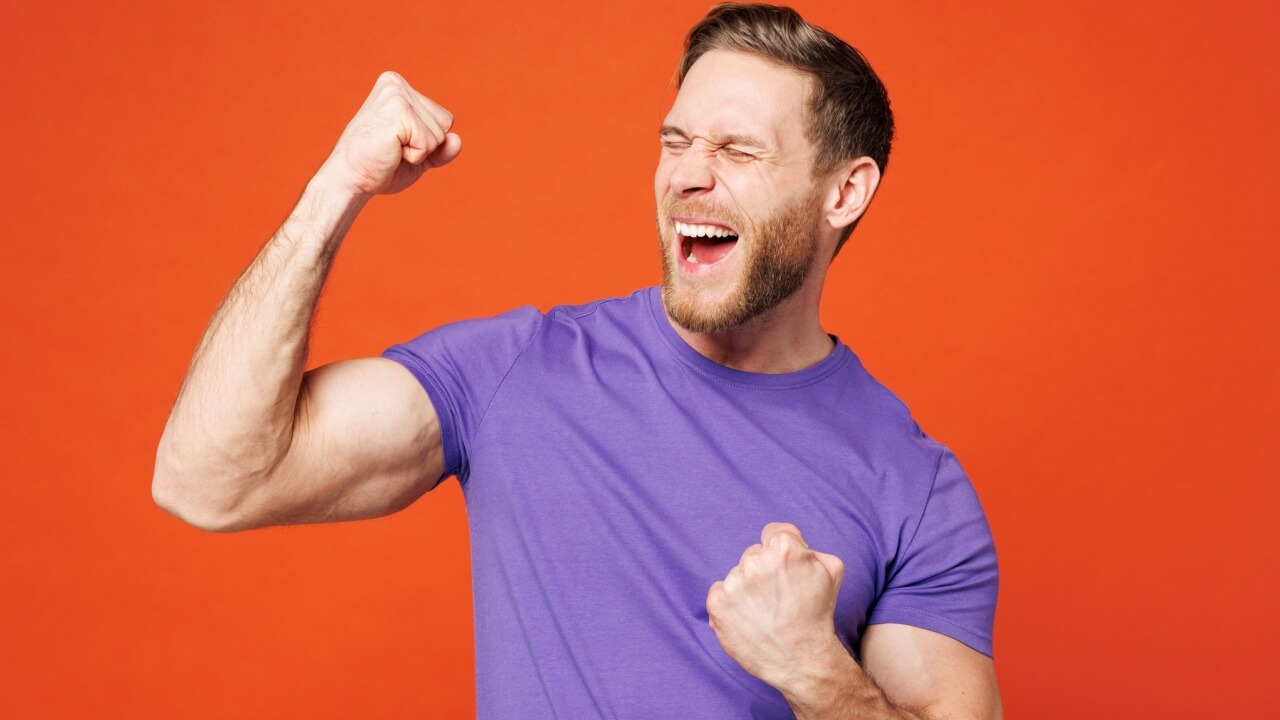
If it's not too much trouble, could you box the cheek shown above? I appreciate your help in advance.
[718,170,775,227]
[724,187,764,228]
[654,157,676,199]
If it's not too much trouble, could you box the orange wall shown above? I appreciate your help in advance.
[1,1,1276,717]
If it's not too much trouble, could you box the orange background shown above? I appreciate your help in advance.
[2,1,1277,717]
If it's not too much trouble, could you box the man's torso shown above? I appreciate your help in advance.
[384,287,995,719]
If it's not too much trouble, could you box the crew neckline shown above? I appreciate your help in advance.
[644,286,849,390]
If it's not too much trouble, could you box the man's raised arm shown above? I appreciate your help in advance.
[152,71,461,532]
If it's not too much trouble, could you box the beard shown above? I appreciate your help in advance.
[658,189,821,335]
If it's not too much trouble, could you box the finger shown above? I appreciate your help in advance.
[737,542,764,565]
[707,580,724,606]
[424,132,463,168]
[706,580,726,623]
[368,73,451,164]
[357,70,402,113]
[761,521,806,548]
[407,85,454,131]
[391,76,451,131]
[396,98,447,165]
[397,110,438,165]
[814,550,846,586]
[722,564,744,594]
[377,70,405,88]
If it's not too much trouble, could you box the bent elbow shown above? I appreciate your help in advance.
[151,442,249,533]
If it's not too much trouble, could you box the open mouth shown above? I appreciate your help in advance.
[675,219,739,267]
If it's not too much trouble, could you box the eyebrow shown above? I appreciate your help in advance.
[658,125,769,149]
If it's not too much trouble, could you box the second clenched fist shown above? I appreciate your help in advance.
[707,522,846,691]
[319,71,462,199]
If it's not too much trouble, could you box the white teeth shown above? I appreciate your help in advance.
[687,251,699,263]
[674,220,738,239]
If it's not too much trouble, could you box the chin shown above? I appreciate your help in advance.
[654,197,817,334]
[661,266,753,334]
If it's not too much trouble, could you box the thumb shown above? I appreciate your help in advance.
[424,132,463,168]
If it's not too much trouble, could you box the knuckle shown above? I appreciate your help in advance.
[724,565,742,589]
[706,583,724,609]
[381,94,415,120]
[761,521,798,542]
[822,552,845,577]
[768,534,792,555]
[740,544,767,570]
[387,92,411,110]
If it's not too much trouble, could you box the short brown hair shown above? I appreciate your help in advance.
[678,3,894,246]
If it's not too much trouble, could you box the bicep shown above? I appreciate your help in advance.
[861,623,1003,720]
[237,357,445,528]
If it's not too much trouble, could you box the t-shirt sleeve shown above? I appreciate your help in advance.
[380,306,543,485]
[867,448,999,657]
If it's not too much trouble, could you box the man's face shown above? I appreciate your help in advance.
[655,50,826,334]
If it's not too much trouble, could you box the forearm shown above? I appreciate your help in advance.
[153,172,367,525]
[780,638,924,720]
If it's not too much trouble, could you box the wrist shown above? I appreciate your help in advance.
[777,635,860,717]
[273,171,371,257]
[306,166,372,212]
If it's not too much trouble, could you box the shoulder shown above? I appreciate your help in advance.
[541,287,653,327]
[824,350,952,475]
[380,304,546,392]
[526,287,656,349]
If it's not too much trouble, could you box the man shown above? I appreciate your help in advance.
[153,4,1001,718]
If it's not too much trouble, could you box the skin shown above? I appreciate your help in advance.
[655,50,875,375]
[152,72,453,533]
[153,52,999,719]
[666,51,1001,720]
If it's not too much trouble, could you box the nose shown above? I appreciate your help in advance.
[668,145,717,197]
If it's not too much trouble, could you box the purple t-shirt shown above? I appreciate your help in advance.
[383,287,997,719]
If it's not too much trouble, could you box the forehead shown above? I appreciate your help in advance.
[666,50,813,153]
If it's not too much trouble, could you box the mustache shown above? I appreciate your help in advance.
[661,196,747,231]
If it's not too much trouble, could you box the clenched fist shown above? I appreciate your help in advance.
[317,71,462,199]
[707,522,846,692]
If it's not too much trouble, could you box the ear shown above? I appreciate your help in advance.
[823,157,881,232]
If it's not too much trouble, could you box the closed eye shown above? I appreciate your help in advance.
[720,147,756,161]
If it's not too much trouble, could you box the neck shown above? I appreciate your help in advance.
[663,281,833,374]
